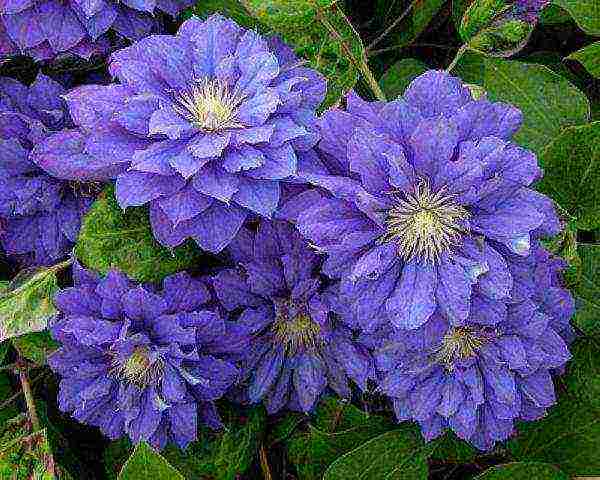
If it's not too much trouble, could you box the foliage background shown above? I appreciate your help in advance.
[0,0,598,478]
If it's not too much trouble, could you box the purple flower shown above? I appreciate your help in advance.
[0,0,191,61]
[513,0,551,22]
[366,245,573,450]
[54,14,326,254]
[0,73,95,265]
[290,70,560,333]
[49,265,248,449]
[212,220,374,414]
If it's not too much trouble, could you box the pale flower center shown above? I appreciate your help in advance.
[380,182,470,264]
[173,78,246,132]
[272,302,322,354]
[434,327,485,369]
[112,346,164,388]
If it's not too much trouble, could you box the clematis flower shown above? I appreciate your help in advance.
[49,265,248,449]
[366,245,573,450]
[52,14,326,254]
[212,220,374,413]
[0,0,191,61]
[291,70,561,332]
[0,73,96,265]
[513,0,551,22]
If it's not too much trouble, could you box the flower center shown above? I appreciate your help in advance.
[380,182,470,264]
[69,181,103,198]
[112,346,164,388]
[272,301,322,354]
[434,327,485,369]
[173,78,246,132]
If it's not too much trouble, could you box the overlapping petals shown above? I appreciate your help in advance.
[365,245,573,450]
[50,14,326,253]
[212,220,374,413]
[0,0,191,61]
[0,74,95,265]
[49,264,248,449]
[289,70,561,333]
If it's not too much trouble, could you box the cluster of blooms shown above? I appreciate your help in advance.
[0,73,98,265]
[0,7,570,452]
[0,0,193,61]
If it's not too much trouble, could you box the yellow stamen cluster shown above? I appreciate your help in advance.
[113,346,164,388]
[173,78,246,132]
[272,305,322,355]
[380,182,470,264]
[434,327,484,369]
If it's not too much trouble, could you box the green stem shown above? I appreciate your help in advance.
[18,360,40,431]
[445,44,470,73]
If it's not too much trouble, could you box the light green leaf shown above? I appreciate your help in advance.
[482,58,590,154]
[474,462,569,479]
[287,397,395,480]
[184,0,258,27]
[536,122,600,229]
[323,429,436,480]
[459,0,506,41]
[540,4,573,24]
[241,0,362,106]
[553,0,600,34]
[571,245,600,335]
[567,41,600,78]
[0,264,64,342]
[118,442,184,480]
[508,337,600,475]
[379,58,428,100]
[75,186,201,283]
[12,331,58,366]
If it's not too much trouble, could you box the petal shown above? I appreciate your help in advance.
[404,70,471,118]
[232,177,280,218]
[191,202,248,253]
[116,171,185,208]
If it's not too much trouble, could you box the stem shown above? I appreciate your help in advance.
[367,0,417,51]
[0,372,46,411]
[318,9,386,101]
[259,444,273,480]
[18,360,40,431]
[445,44,469,73]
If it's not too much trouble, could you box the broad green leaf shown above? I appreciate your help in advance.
[570,245,600,335]
[0,264,63,342]
[388,0,446,49]
[184,0,259,28]
[540,4,572,24]
[267,412,305,446]
[287,397,395,480]
[482,58,590,154]
[474,462,569,479]
[75,186,201,283]
[379,58,428,100]
[508,337,600,475]
[12,331,58,366]
[553,0,600,34]
[0,373,18,425]
[536,122,600,229]
[0,419,58,480]
[323,428,435,480]
[106,405,266,480]
[431,431,478,464]
[119,442,184,480]
[567,42,600,78]
[241,0,361,106]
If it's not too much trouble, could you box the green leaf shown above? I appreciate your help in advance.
[0,419,58,480]
[482,58,590,154]
[452,0,472,30]
[0,264,63,342]
[323,428,436,480]
[540,4,572,24]
[553,0,600,34]
[0,373,18,425]
[567,42,600,78]
[571,245,600,335]
[508,337,600,475]
[12,331,58,366]
[431,431,478,464]
[241,0,363,106]
[105,405,266,480]
[387,0,446,49]
[459,0,506,41]
[184,0,258,27]
[287,397,395,480]
[536,122,600,229]
[75,186,201,283]
[379,58,428,100]
[118,442,184,480]
[474,462,569,479]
